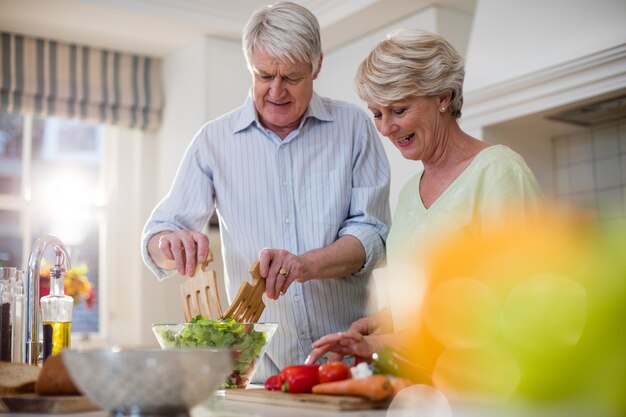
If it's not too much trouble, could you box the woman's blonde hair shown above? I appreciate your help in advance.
[243,1,322,74]
[356,29,465,118]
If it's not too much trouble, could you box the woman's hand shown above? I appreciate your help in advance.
[349,316,377,335]
[305,329,375,365]
[259,248,307,300]
[350,308,393,336]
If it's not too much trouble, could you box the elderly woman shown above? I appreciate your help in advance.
[305,29,542,367]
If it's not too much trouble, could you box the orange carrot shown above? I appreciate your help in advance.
[390,377,414,397]
[312,375,393,401]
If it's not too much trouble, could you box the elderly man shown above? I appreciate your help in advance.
[141,1,390,381]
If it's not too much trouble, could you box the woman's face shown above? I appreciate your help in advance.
[368,95,445,161]
[250,49,320,138]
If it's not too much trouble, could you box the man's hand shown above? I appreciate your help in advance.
[258,248,308,300]
[256,235,366,300]
[151,230,210,276]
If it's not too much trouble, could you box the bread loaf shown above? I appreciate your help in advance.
[34,353,81,396]
[0,362,41,394]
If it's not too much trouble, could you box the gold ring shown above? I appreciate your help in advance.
[279,267,289,276]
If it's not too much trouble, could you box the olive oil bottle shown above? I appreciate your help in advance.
[40,253,73,361]
[42,321,71,358]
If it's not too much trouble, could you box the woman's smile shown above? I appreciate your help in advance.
[396,133,415,147]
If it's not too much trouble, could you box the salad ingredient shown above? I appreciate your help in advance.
[280,365,320,393]
[371,348,400,376]
[319,361,351,383]
[155,315,267,388]
[264,374,284,391]
[372,347,424,383]
[390,377,414,396]
[312,374,393,401]
[350,362,373,379]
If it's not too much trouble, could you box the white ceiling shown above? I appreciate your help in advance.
[0,0,475,56]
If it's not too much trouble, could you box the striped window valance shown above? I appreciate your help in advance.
[0,32,163,131]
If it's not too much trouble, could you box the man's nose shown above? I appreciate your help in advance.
[269,77,285,96]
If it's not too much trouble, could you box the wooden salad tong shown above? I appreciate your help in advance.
[221,260,266,323]
[179,249,223,321]
[179,250,266,323]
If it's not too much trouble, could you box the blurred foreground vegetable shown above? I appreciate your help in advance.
[318,361,352,383]
[264,374,284,391]
[384,209,625,416]
[312,374,393,401]
[280,365,319,393]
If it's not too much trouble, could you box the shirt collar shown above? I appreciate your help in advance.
[304,92,334,123]
[233,91,333,134]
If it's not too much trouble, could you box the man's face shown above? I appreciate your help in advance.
[250,49,319,138]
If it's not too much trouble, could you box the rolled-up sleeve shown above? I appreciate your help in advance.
[140,129,216,281]
[338,115,391,274]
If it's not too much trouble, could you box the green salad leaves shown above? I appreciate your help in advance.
[156,315,267,388]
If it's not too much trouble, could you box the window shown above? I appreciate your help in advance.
[0,111,104,334]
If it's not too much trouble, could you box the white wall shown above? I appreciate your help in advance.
[461,0,626,204]
[464,0,626,93]
[157,36,249,197]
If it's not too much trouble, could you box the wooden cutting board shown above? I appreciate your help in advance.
[0,393,100,414]
[225,388,391,411]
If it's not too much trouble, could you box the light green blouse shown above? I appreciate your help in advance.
[385,145,543,329]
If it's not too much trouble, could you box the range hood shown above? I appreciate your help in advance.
[547,95,626,127]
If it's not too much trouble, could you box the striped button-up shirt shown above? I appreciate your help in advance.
[142,92,391,381]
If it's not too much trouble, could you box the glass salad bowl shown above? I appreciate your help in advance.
[62,347,232,417]
[152,317,278,389]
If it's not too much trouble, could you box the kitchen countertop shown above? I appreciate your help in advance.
[9,388,599,417]
[10,389,387,417]
[11,397,387,417]
[201,392,388,417]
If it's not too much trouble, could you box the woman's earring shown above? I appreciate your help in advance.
[440,107,446,112]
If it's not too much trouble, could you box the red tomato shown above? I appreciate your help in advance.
[264,374,284,391]
[318,361,352,383]
[280,365,320,393]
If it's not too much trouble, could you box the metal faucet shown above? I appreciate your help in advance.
[22,235,71,365]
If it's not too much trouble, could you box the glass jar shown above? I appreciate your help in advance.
[0,267,24,362]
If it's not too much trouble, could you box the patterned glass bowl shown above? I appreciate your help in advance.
[62,348,232,416]
[152,322,278,389]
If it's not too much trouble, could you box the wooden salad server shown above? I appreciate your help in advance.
[220,260,266,323]
[179,252,266,323]
[179,249,224,321]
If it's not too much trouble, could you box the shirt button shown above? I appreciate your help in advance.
[284,217,291,224]
[282,180,288,186]
[293,295,300,301]
[299,333,307,340]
